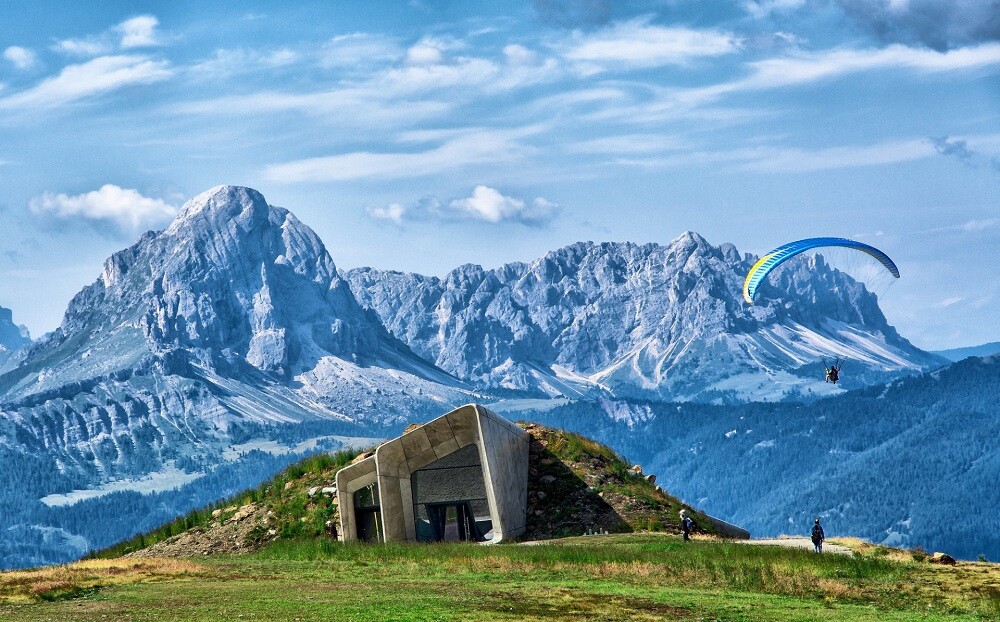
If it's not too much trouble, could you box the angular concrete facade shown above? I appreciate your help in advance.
[336,404,530,544]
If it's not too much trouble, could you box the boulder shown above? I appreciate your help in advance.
[351,451,375,465]
[930,552,957,565]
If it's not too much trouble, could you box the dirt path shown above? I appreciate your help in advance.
[736,536,853,555]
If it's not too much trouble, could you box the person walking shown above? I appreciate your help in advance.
[811,518,825,554]
[680,509,693,542]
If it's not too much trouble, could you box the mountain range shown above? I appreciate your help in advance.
[346,235,942,403]
[0,185,970,568]
[513,353,1000,560]
[934,342,1000,362]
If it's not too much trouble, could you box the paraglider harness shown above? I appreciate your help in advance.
[824,358,842,384]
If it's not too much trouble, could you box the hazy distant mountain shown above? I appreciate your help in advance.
[513,354,1000,560]
[934,342,1000,362]
[347,234,943,403]
[0,305,30,369]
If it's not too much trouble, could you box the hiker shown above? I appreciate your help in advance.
[811,518,825,554]
[680,509,693,542]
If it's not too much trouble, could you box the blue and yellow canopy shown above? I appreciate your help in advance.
[743,237,899,304]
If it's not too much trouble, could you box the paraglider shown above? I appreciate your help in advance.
[742,237,899,305]
[743,237,900,384]
[824,359,842,384]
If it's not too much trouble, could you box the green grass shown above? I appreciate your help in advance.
[90,449,364,558]
[5,533,1000,621]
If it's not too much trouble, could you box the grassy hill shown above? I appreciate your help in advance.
[3,534,1000,620]
[89,422,716,560]
[3,422,999,620]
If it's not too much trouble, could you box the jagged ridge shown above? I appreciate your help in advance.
[346,233,942,402]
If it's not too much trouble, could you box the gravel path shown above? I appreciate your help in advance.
[736,536,853,555]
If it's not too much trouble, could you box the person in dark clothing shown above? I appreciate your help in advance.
[825,365,840,384]
[811,518,825,553]
[680,509,693,542]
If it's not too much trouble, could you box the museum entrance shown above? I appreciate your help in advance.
[411,444,493,542]
[423,502,485,542]
[353,481,382,542]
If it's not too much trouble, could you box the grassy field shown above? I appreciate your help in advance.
[2,534,999,621]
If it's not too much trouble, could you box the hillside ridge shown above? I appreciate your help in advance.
[99,422,724,559]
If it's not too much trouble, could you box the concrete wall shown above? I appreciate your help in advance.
[335,456,377,542]
[337,404,530,543]
[474,406,530,541]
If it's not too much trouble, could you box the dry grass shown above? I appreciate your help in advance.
[0,557,203,603]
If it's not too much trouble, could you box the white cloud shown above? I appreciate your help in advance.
[935,296,965,308]
[615,137,938,173]
[956,218,1000,232]
[321,33,402,68]
[116,15,159,49]
[3,46,37,70]
[503,44,537,65]
[449,185,559,225]
[190,48,300,77]
[263,126,541,182]
[407,43,444,65]
[681,42,1000,104]
[53,15,161,57]
[0,55,172,111]
[569,133,686,154]
[368,186,559,227]
[53,38,111,57]
[29,185,178,234]
[176,34,562,127]
[367,202,408,225]
[739,138,935,172]
[742,0,807,19]
[561,17,740,71]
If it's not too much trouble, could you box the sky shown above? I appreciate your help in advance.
[0,0,997,350]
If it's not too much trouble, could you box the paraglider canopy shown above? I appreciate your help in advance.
[743,237,899,305]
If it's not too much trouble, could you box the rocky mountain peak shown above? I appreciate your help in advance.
[0,304,30,356]
[8,186,443,393]
[346,234,940,401]
[166,185,269,233]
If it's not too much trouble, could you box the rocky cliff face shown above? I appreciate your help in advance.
[0,186,468,488]
[347,233,942,402]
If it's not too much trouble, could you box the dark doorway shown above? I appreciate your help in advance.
[353,482,382,542]
[411,444,493,542]
[424,502,485,542]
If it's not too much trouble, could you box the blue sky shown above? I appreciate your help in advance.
[0,0,997,349]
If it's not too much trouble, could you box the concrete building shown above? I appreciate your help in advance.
[336,404,530,544]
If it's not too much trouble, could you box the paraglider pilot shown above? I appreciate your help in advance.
[825,363,841,384]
